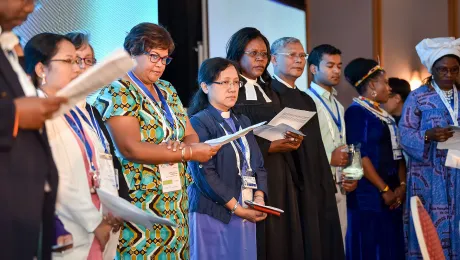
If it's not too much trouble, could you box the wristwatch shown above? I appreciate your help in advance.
[230,203,238,214]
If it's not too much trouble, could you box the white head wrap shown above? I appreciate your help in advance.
[415,37,460,73]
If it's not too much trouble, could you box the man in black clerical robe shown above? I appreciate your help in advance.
[269,37,345,260]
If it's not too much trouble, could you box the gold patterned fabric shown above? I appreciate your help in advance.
[95,79,192,259]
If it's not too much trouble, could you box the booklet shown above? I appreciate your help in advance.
[53,48,136,117]
[244,200,284,217]
[254,107,316,141]
[204,121,266,146]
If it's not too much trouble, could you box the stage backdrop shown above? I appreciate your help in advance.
[207,0,308,90]
[14,0,158,61]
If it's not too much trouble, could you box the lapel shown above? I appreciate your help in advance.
[205,105,242,134]
[271,77,289,96]
[0,50,24,97]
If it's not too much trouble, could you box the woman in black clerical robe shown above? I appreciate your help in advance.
[271,76,345,260]
[226,27,314,260]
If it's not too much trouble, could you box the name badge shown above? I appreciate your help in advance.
[159,163,182,193]
[98,153,118,195]
[242,176,257,189]
[446,149,460,169]
[241,188,253,208]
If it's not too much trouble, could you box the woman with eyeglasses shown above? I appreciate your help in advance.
[401,38,460,259]
[187,57,268,260]
[226,28,308,260]
[94,22,220,259]
[24,32,122,259]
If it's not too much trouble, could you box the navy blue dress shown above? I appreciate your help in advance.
[187,105,268,260]
[344,102,405,260]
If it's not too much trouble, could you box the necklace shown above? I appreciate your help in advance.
[442,88,454,100]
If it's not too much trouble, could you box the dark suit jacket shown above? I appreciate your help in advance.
[0,50,58,260]
[187,105,268,223]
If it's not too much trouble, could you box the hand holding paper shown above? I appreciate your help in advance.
[205,121,266,146]
[254,108,315,141]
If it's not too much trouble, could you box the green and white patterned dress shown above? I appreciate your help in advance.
[94,79,191,259]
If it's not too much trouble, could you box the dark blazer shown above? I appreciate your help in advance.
[187,105,268,223]
[0,51,58,259]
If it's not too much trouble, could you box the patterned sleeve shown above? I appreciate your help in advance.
[94,80,141,121]
[398,91,431,162]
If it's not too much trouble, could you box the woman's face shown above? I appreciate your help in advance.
[133,48,169,84]
[204,65,240,112]
[238,37,269,80]
[76,43,95,73]
[369,72,392,103]
[432,56,460,89]
[42,40,80,92]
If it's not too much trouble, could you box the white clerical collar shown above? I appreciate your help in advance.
[0,27,19,51]
[273,74,296,89]
[240,74,272,102]
[241,74,259,86]
[221,110,230,119]
[310,81,337,101]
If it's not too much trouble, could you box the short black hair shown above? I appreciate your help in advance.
[307,44,342,67]
[388,78,411,101]
[124,22,175,56]
[24,33,71,87]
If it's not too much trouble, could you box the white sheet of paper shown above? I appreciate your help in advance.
[96,188,176,228]
[437,126,460,150]
[253,123,305,142]
[446,149,460,169]
[254,107,315,141]
[204,121,266,146]
[52,49,135,117]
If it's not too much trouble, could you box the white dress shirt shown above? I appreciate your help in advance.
[306,82,346,177]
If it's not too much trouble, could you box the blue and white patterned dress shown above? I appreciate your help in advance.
[399,84,460,259]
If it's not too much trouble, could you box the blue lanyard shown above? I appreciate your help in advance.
[64,110,96,172]
[310,87,342,132]
[128,71,176,134]
[74,106,109,154]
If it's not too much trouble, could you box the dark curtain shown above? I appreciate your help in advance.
[158,0,203,107]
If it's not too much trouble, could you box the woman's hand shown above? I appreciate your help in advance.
[268,132,303,153]
[94,221,112,250]
[390,185,406,209]
[240,207,267,223]
[104,213,123,232]
[342,179,358,192]
[381,189,397,206]
[425,127,454,142]
[160,140,186,152]
[189,143,221,163]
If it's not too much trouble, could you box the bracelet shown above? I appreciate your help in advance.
[400,182,406,186]
[181,147,186,162]
[254,194,264,199]
[380,185,389,193]
[188,146,193,161]
[230,203,238,214]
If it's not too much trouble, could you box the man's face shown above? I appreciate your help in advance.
[272,42,307,80]
[311,54,342,86]
[0,0,35,31]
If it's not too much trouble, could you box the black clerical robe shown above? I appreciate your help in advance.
[271,77,345,260]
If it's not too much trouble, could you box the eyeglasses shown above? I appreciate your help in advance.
[275,52,308,60]
[49,59,80,65]
[244,51,269,59]
[77,57,97,66]
[212,80,242,88]
[434,66,460,76]
[144,52,173,65]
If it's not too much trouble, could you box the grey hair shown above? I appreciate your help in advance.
[270,37,301,54]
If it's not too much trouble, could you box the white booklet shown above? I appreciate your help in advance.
[96,188,176,228]
[53,48,136,117]
[254,107,316,141]
[437,125,460,150]
[204,121,266,146]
